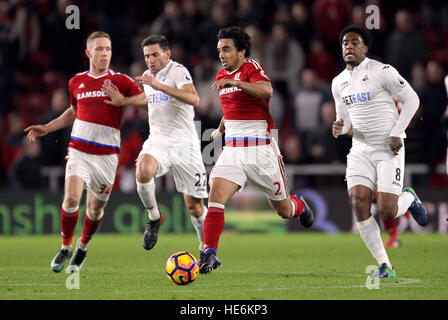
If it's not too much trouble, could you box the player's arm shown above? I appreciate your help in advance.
[381,66,420,154]
[441,76,448,128]
[210,117,225,141]
[136,74,200,107]
[442,106,448,128]
[212,79,273,99]
[102,83,147,108]
[24,105,77,141]
[331,80,352,138]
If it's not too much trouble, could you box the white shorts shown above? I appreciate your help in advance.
[210,138,289,201]
[65,148,118,201]
[346,143,405,195]
[137,136,208,199]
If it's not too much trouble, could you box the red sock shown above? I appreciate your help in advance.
[382,218,399,239]
[290,195,305,217]
[203,206,225,252]
[61,208,79,246]
[80,213,103,245]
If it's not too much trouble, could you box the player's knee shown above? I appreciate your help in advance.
[87,204,104,219]
[63,193,80,209]
[349,195,370,218]
[377,206,396,220]
[187,203,203,218]
[208,188,226,204]
[136,166,152,183]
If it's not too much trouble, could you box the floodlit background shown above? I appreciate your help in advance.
[0,0,447,235]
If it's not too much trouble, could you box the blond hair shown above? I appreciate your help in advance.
[86,31,111,49]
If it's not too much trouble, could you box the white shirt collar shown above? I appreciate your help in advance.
[87,69,110,79]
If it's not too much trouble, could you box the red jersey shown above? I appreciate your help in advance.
[68,70,142,155]
[216,59,275,132]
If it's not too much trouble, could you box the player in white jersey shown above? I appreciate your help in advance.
[331,26,428,278]
[103,35,208,253]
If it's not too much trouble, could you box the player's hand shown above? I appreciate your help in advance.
[24,125,49,142]
[332,119,344,138]
[212,79,237,90]
[136,74,162,91]
[102,82,125,106]
[389,136,403,156]
[210,128,223,141]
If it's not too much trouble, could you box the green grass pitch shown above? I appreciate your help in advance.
[1,233,447,300]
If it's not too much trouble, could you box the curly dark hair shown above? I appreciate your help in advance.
[217,26,251,57]
[339,25,372,48]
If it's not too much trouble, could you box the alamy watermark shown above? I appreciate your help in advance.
[65,5,80,29]
[365,5,380,30]
[65,268,80,290]
[365,265,380,289]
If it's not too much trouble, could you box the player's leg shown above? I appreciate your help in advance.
[267,195,313,228]
[247,140,313,227]
[377,191,408,248]
[383,217,401,248]
[183,194,207,252]
[136,153,162,250]
[349,182,396,278]
[169,143,209,253]
[136,154,160,219]
[61,175,85,248]
[50,175,85,272]
[67,192,107,273]
[199,177,240,274]
[376,148,427,226]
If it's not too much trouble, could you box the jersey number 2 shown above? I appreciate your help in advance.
[274,182,282,196]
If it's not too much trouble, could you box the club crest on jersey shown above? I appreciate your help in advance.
[234,72,241,80]
[104,79,112,86]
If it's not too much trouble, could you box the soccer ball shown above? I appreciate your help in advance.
[165,251,200,285]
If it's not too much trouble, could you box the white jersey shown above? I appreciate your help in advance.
[331,57,419,149]
[143,60,199,145]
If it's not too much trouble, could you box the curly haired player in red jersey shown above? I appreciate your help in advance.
[198,26,314,274]
[25,32,145,273]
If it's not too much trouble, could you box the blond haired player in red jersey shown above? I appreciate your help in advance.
[25,32,144,273]
[198,26,314,274]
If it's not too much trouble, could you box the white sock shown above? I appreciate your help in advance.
[356,215,392,268]
[290,200,296,218]
[62,204,79,213]
[136,179,160,221]
[191,206,207,251]
[395,191,414,218]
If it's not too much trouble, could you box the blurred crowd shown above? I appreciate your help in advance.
[0,0,447,191]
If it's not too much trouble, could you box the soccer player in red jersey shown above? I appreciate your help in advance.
[25,32,145,273]
[198,27,314,274]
